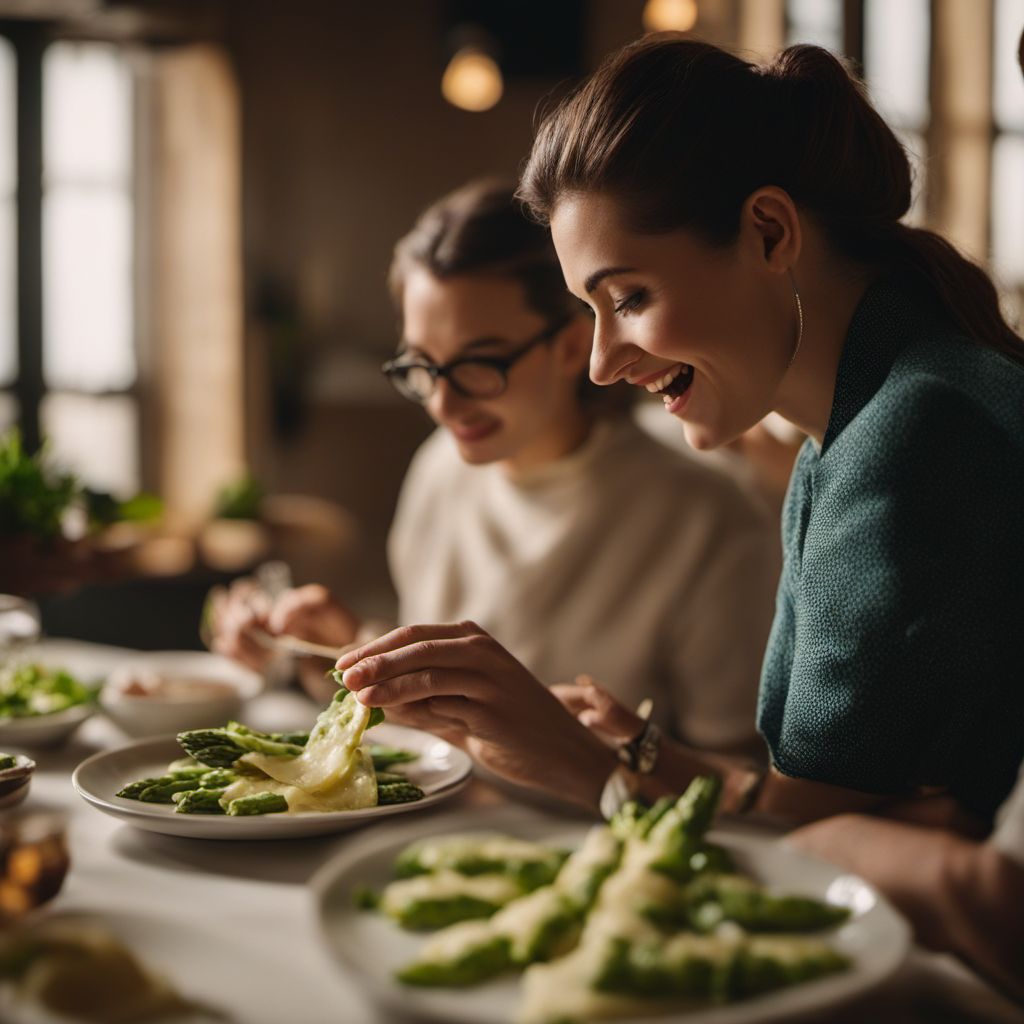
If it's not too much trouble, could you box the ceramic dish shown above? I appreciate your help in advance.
[99,650,263,738]
[0,703,97,749]
[0,753,36,809]
[312,808,910,1024]
[72,723,473,840]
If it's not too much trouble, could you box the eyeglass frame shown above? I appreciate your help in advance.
[381,315,573,403]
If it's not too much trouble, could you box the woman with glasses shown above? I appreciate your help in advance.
[335,40,1024,831]
[213,178,780,760]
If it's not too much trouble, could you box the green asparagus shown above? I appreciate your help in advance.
[377,781,426,805]
[368,745,420,771]
[397,927,511,987]
[173,788,227,815]
[225,791,288,816]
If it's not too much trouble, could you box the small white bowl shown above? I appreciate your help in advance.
[100,651,263,738]
[0,703,97,748]
[0,752,37,808]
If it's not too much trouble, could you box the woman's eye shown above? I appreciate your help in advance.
[613,289,646,315]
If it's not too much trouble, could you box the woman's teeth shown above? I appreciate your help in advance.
[644,364,693,398]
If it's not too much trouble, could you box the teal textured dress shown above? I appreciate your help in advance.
[757,276,1024,821]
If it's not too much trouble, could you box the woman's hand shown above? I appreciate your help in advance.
[207,582,359,677]
[206,578,275,672]
[266,584,360,650]
[551,674,644,745]
[336,621,617,811]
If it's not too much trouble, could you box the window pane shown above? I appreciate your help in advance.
[44,43,130,185]
[786,0,843,51]
[992,134,1024,284]
[0,199,13,388]
[863,0,930,128]
[0,38,14,388]
[0,392,16,432]
[994,0,1024,131]
[41,392,138,495]
[43,187,134,391]
[897,129,928,226]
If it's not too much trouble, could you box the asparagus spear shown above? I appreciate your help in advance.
[368,745,420,771]
[686,875,850,933]
[397,925,511,987]
[137,776,206,804]
[177,724,305,768]
[377,781,425,805]
[225,792,288,816]
[176,730,251,769]
[173,788,227,815]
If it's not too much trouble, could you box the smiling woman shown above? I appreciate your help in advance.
[211,178,781,766]
[334,37,1024,832]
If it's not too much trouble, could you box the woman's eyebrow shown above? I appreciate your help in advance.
[584,266,636,294]
[460,335,510,354]
[396,336,509,361]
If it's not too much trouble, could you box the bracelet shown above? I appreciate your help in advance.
[618,719,661,775]
[598,719,662,820]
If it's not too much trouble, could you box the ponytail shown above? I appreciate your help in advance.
[520,36,1024,365]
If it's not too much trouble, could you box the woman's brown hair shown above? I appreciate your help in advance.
[390,178,632,411]
[519,36,1024,365]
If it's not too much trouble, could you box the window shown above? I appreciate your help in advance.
[991,0,1024,294]
[0,33,138,495]
[784,0,931,222]
[785,0,843,52]
[0,35,15,430]
[862,0,930,223]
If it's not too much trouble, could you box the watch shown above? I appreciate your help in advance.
[617,719,662,775]
[598,708,662,821]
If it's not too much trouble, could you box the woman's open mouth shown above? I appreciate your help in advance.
[644,363,694,404]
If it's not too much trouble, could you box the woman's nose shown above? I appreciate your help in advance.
[427,378,466,420]
[589,320,633,386]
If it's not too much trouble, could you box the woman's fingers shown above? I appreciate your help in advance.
[381,696,479,741]
[268,584,331,634]
[336,621,486,672]
[354,667,493,709]
[550,678,642,742]
[550,683,595,716]
[340,627,503,694]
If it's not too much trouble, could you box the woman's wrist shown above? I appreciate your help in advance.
[562,726,620,813]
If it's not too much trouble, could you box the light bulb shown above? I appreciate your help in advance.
[441,46,503,112]
[642,0,698,33]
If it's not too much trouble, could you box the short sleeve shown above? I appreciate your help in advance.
[768,383,1023,818]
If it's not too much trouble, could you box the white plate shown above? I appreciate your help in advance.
[0,908,308,1024]
[312,809,910,1024]
[72,723,473,840]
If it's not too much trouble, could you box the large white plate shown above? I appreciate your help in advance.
[312,809,910,1024]
[0,908,321,1024]
[72,723,472,839]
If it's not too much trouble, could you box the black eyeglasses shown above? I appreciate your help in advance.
[381,317,571,404]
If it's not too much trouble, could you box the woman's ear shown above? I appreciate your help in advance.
[741,186,802,273]
[555,313,596,378]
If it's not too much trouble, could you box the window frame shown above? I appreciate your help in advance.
[0,18,142,493]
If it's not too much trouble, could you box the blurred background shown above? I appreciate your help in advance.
[0,0,1022,647]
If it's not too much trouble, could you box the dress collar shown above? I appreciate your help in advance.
[821,276,921,455]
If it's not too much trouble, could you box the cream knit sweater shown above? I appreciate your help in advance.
[387,415,779,754]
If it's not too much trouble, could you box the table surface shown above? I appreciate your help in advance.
[6,641,1024,1024]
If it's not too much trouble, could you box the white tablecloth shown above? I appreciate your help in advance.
[6,641,1023,1024]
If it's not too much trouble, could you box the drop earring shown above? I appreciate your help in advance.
[787,270,803,368]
